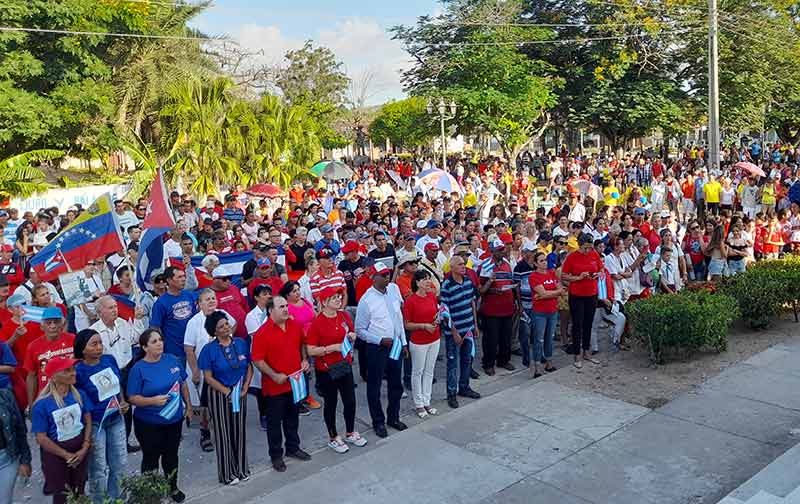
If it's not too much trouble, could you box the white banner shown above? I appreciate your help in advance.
[9,184,131,213]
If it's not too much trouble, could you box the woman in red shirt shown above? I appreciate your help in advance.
[530,252,565,377]
[402,270,440,419]
[561,233,604,369]
[304,287,367,454]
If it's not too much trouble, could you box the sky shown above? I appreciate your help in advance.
[191,1,442,105]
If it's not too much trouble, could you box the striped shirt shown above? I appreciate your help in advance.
[513,260,534,310]
[222,207,244,224]
[309,270,346,299]
[439,276,477,337]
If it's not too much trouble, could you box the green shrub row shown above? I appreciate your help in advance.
[627,290,739,364]
[718,257,800,329]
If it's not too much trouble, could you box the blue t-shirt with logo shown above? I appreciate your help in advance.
[75,355,122,425]
[197,338,250,387]
[150,291,198,357]
[127,353,187,425]
[31,389,92,442]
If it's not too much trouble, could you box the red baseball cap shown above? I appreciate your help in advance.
[368,262,392,277]
[342,240,360,254]
[0,244,13,253]
[45,356,79,379]
[317,286,344,302]
[424,242,440,252]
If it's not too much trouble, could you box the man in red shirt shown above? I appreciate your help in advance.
[252,295,311,472]
[23,307,75,412]
[247,257,285,302]
[210,270,249,338]
[309,248,347,305]
[479,239,517,376]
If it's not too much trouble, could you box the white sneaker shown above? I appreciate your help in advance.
[402,391,408,399]
[228,477,239,486]
[328,436,349,453]
[345,432,368,447]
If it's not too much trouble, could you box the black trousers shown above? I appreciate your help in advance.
[569,294,598,353]
[354,338,369,381]
[134,418,182,491]
[316,368,356,437]
[365,342,402,428]
[248,387,269,418]
[264,392,300,460]
[482,315,513,368]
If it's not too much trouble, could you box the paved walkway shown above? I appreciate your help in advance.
[15,333,800,503]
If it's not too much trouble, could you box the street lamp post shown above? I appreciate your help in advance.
[427,98,457,171]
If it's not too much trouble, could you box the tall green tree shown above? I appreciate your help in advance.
[369,97,437,152]
[276,41,351,149]
[393,0,561,165]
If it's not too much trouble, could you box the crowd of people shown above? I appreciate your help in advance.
[0,139,799,503]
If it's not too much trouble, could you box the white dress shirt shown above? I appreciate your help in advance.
[90,317,140,370]
[355,284,406,346]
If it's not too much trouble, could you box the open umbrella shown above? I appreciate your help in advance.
[420,169,463,194]
[417,167,440,179]
[245,183,284,198]
[735,161,766,178]
[310,160,354,180]
[387,170,406,189]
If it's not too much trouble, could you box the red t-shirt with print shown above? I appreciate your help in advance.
[304,311,353,371]
[23,333,75,394]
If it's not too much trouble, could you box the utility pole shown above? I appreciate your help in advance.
[708,0,721,170]
[427,98,457,171]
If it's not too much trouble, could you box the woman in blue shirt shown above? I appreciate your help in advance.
[199,311,252,485]
[73,329,129,504]
[31,356,93,504]
[127,329,192,503]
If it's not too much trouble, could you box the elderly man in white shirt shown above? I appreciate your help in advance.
[355,262,408,439]
[90,295,146,453]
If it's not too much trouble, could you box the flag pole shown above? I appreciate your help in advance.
[57,246,72,273]
[124,254,142,308]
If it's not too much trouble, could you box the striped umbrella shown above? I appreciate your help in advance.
[310,160,354,180]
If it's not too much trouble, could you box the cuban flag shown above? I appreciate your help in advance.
[465,330,476,359]
[97,396,120,433]
[231,379,242,414]
[172,251,253,288]
[438,303,450,327]
[288,371,307,404]
[20,305,46,323]
[341,333,353,358]
[110,293,136,322]
[158,382,181,420]
[30,194,126,281]
[597,273,608,301]
[136,167,175,291]
[389,336,403,360]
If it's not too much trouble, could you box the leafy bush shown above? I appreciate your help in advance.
[718,258,800,329]
[68,471,170,504]
[627,290,739,364]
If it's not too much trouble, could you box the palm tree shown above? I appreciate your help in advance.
[110,1,218,140]
[120,130,182,200]
[159,77,242,198]
[249,95,320,188]
[0,150,63,199]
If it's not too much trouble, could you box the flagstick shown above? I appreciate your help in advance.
[57,246,73,273]
[124,254,142,308]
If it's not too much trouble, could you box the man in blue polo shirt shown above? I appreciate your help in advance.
[222,194,244,224]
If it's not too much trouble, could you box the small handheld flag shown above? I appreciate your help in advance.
[158,382,182,420]
[389,336,403,360]
[465,330,476,359]
[20,305,46,323]
[341,333,353,358]
[288,371,308,404]
[96,396,120,434]
[597,274,608,301]
[231,380,242,414]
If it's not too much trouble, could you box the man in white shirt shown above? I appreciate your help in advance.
[90,295,144,452]
[415,220,442,253]
[162,222,185,263]
[114,200,140,240]
[567,193,586,223]
[355,262,407,438]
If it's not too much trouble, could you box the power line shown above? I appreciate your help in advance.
[0,26,219,42]
[435,19,705,28]
[104,0,210,8]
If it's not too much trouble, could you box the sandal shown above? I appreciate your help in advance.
[415,407,428,419]
[424,406,438,415]
[586,357,600,365]
[573,360,583,369]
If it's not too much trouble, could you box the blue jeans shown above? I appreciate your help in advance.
[532,311,557,363]
[0,448,18,504]
[445,333,472,396]
[518,311,533,367]
[89,415,127,503]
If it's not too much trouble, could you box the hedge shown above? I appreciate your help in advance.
[718,257,800,329]
[627,290,739,364]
